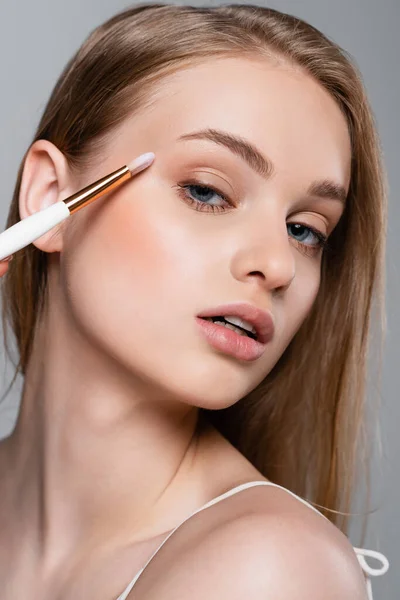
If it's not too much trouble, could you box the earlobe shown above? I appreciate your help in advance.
[18,139,72,253]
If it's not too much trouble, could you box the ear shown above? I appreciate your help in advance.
[19,139,73,253]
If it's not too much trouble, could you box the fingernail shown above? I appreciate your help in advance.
[3,255,13,262]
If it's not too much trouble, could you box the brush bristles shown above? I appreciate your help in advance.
[127,152,155,174]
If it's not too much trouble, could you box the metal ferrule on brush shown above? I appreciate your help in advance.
[64,166,131,214]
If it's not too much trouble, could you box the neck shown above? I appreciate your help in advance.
[0,270,208,578]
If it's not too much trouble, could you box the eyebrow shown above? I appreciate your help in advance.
[178,128,348,205]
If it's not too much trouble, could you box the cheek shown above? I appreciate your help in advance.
[61,180,208,337]
[59,184,250,407]
[103,193,202,301]
[283,262,321,345]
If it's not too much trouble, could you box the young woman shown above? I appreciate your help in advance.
[0,3,389,599]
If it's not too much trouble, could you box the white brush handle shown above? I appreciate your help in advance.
[0,201,70,260]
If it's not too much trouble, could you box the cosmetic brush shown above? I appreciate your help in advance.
[0,152,155,261]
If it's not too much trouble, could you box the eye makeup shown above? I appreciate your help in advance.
[173,177,329,259]
[174,178,234,214]
[166,143,343,259]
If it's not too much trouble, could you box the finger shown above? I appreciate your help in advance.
[0,255,13,276]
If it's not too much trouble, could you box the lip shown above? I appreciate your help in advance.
[197,302,275,345]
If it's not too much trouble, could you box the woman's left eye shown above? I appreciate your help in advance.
[174,181,329,256]
[287,223,328,252]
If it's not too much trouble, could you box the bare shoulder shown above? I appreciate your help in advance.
[213,484,368,600]
[138,483,368,600]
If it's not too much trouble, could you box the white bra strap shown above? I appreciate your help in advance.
[353,546,390,600]
[353,547,390,577]
[115,481,389,600]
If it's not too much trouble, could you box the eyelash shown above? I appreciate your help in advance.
[174,180,330,258]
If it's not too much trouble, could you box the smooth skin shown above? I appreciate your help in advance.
[0,57,368,599]
[0,257,12,273]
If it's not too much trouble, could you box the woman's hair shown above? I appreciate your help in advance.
[1,3,387,542]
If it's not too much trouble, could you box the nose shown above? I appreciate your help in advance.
[230,218,296,293]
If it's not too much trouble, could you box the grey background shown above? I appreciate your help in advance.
[0,1,398,598]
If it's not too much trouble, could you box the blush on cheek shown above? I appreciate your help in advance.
[91,204,185,313]
[99,179,194,274]
[114,212,169,267]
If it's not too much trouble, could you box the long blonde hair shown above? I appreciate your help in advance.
[1,3,387,542]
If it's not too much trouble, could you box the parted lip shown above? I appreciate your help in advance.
[197,302,275,344]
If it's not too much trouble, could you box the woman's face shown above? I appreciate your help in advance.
[61,57,351,409]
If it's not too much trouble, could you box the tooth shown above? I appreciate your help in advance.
[204,318,251,337]
[222,322,249,336]
[223,315,256,334]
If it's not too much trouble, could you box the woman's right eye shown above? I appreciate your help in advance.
[174,181,234,214]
